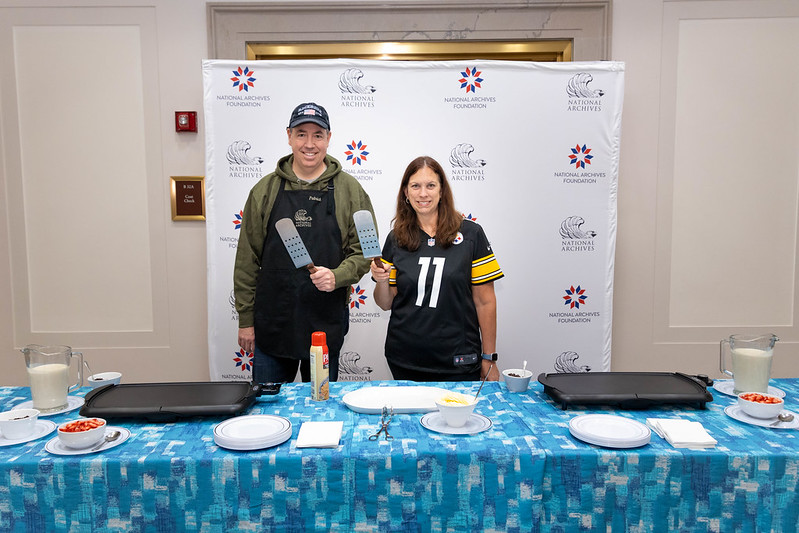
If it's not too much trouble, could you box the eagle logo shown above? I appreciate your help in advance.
[338,68,376,94]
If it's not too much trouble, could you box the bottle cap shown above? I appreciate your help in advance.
[311,331,327,346]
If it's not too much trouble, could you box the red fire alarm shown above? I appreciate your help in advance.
[175,111,197,132]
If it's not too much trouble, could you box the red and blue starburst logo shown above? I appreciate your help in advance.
[563,285,588,309]
[233,348,253,372]
[344,140,369,165]
[230,67,256,92]
[458,67,483,93]
[568,144,593,169]
[350,285,368,309]
[232,210,243,230]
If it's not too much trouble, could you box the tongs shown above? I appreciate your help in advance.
[369,405,394,440]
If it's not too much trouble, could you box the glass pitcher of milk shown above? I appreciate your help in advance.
[719,334,778,394]
[21,345,84,413]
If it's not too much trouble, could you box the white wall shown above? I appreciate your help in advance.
[1,0,797,386]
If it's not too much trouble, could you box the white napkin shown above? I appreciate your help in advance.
[295,421,344,448]
[646,418,717,449]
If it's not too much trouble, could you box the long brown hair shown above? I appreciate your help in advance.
[392,156,462,251]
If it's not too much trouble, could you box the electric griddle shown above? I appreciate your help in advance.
[537,372,713,410]
[79,381,281,421]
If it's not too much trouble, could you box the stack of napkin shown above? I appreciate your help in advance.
[295,421,344,448]
[646,418,717,449]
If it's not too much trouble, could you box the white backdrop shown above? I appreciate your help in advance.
[202,59,624,382]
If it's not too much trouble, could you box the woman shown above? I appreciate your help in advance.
[371,156,503,381]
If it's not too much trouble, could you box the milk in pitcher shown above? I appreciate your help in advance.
[731,347,772,393]
[27,363,70,410]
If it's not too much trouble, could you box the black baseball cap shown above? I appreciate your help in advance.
[287,102,330,130]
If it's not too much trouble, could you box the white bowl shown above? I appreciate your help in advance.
[737,392,784,419]
[57,418,107,449]
[0,408,40,440]
[435,392,477,428]
[87,372,122,389]
[502,369,533,392]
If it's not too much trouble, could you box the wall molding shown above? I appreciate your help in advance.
[207,1,611,61]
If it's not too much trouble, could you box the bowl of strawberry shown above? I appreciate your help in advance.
[57,418,107,448]
[737,392,784,419]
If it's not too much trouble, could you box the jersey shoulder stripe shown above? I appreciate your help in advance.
[471,253,503,284]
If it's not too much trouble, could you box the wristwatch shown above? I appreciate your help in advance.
[481,352,498,361]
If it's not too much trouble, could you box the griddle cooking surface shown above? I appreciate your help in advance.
[537,372,713,410]
[80,381,279,421]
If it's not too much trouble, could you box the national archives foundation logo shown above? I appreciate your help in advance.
[350,285,381,325]
[554,143,606,184]
[444,66,496,109]
[341,139,382,181]
[549,284,600,324]
[217,66,271,108]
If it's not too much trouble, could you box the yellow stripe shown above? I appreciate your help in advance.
[472,255,502,282]
[387,262,397,285]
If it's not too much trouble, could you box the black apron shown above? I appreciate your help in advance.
[254,178,348,362]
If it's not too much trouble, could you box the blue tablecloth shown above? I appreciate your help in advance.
[0,379,797,532]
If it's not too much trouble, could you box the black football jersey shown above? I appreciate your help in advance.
[382,219,503,375]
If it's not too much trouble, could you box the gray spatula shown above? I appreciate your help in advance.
[275,218,317,273]
[353,210,382,267]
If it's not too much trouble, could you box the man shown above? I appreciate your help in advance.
[234,102,375,383]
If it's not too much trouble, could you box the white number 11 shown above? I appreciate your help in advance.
[415,257,446,308]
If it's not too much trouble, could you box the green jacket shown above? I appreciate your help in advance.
[234,154,375,328]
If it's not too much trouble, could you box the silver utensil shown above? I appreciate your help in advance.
[770,412,794,427]
[353,210,383,267]
[369,406,394,441]
[474,364,494,401]
[275,218,317,273]
[90,430,121,451]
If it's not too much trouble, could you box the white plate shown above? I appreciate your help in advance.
[44,426,130,455]
[569,414,651,448]
[712,380,785,399]
[214,415,292,450]
[343,386,452,414]
[420,412,492,435]
[724,405,798,429]
[0,420,57,447]
[12,396,85,416]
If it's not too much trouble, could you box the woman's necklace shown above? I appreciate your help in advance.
[419,215,438,247]
[421,224,437,247]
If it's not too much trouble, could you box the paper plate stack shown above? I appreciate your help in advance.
[568,414,651,448]
[214,414,292,450]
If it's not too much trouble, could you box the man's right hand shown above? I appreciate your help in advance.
[238,327,255,354]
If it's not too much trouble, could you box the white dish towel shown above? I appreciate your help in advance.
[646,418,717,449]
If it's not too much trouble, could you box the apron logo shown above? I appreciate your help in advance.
[294,209,312,228]
[308,195,322,202]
